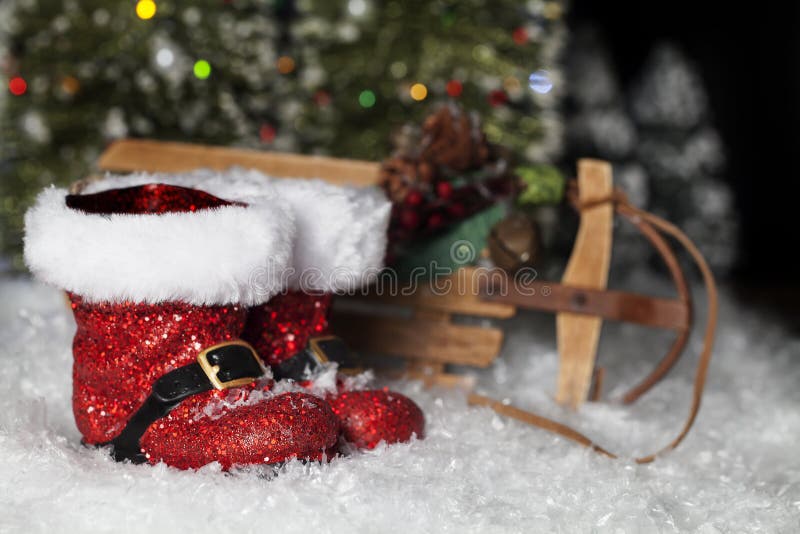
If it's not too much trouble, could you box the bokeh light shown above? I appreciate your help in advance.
[259,124,276,143]
[359,89,376,108]
[446,79,463,97]
[410,83,428,101]
[8,77,27,96]
[528,69,553,94]
[135,0,157,20]
[314,90,331,107]
[60,76,80,95]
[348,0,367,16]
[488,89,508,107]
[277,56,296,74]
[503,76,521,92]
[193,60,211,80]
[156,48,174,68]
[512,27,528,45]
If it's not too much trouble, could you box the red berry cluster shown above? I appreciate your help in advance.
[388,174,513,245]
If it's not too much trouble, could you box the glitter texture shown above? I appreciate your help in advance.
[243,291,332,367]
[140,389,339,470]
[66,182,243,215]
[330,390,425,449]
[244,291,425,449]
[65,184,339,469]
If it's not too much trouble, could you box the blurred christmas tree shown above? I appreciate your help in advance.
[291,0,565,160]
[0,0,564,270]
[563,30,736,273]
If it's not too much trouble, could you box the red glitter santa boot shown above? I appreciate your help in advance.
[24,182,339,469]
[242,179,424,449]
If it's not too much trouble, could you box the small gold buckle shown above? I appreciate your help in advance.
[307,336,363,375]
[307,336,337,364]
[196,340,263,390]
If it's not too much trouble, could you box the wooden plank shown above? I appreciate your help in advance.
[406,361,446,375]
[97,138,381,187]
[332,313,503,367]
[556,159,614,408]
[362,267,516,319]
[403,371,476,391]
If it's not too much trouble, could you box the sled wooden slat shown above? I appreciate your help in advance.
[556,159,614,409]
[363,267,516,319]
[480,281,689,331]
[98,138,381,186]
[332,313,503,367]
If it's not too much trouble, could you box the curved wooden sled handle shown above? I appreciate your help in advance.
[473,175,718,463]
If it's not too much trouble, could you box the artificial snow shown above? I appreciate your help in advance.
[0,276,798,533]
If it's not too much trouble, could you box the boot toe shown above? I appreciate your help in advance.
[329,389,425,450]
[140,391,339,470]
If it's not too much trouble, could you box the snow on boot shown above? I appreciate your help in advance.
[24,183,339,469]
[241,178,425,449]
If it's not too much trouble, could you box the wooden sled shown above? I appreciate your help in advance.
[89,139,718,461]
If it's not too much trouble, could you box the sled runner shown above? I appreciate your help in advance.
[83,138,718,462]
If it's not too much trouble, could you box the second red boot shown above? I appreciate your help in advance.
[242,178,425,450]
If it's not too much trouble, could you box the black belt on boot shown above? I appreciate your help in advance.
[272,336,359,381]
[103,340,265,463]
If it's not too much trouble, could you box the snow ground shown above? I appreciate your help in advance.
[0,276,798,533]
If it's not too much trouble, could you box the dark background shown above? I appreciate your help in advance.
[571,1,800,292]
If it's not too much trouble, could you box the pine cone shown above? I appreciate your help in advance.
[420,105,491,172]
[380,156,433,203]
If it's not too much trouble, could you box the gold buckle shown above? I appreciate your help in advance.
[308,336,363,375]
[307,336,337,364]
[196,340,263,390]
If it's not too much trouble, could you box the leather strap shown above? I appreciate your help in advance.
[272,336,355,381]
[103,340,264,463]
[470,182,718,463]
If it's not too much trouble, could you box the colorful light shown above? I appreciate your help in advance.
[528,70,553,94]
[512,27,528,45]
[193,60,211,79]
[503,76,521,93]
[446,79,463,97]
[348,0,367,16]
[8,77,27,96]
[358,90,376,108]
[488,89,508,107]
[156,48,174,68]
[314,90,331,107]
[259,124,276,143]
[409,83,427,101]
[276,56,295,74]
[543,1,563,20]
[61,75,80,95]
[135,0,157,20]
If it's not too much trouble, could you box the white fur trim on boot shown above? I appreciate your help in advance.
[266,177,389,292]
[24,185,294,306]
[78,168,391,293]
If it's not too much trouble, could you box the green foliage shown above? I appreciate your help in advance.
[515,164,564,207]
